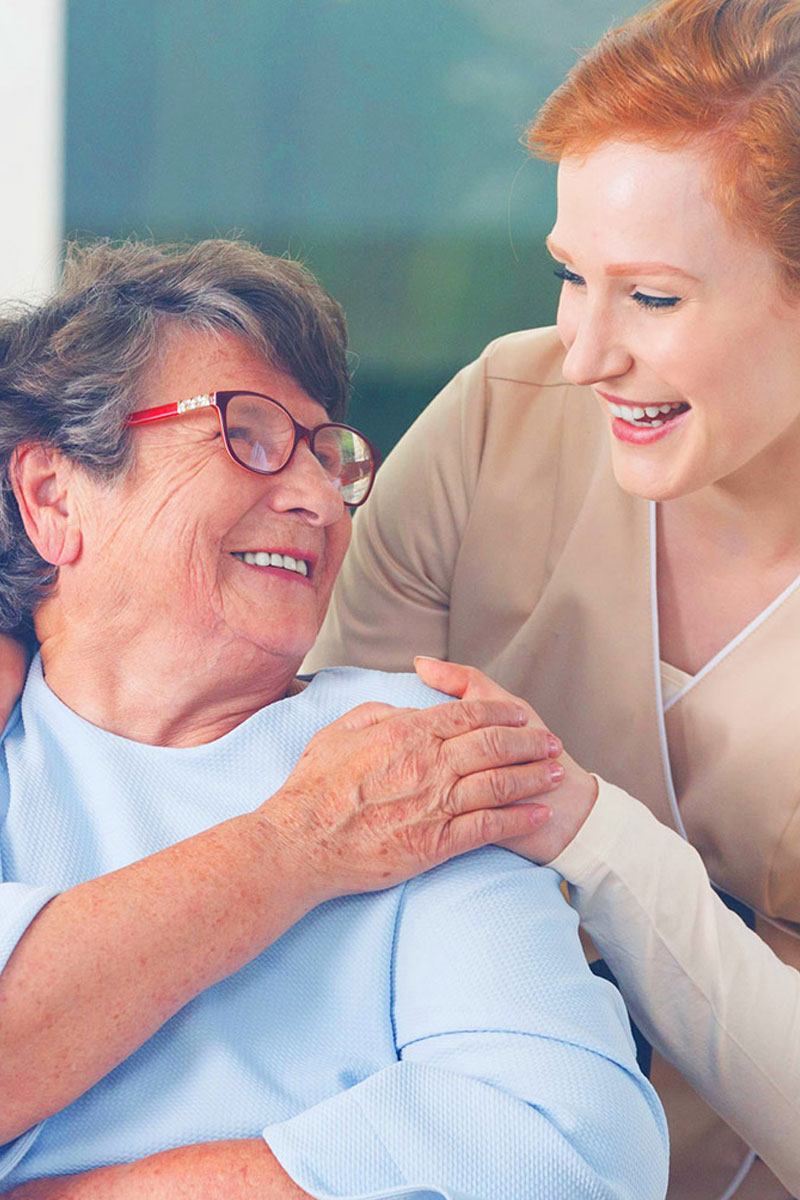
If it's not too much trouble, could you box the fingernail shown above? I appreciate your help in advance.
[529,805,551,826]
[547,734,562,756]
[549,762,564,784]
[514,704,529,724]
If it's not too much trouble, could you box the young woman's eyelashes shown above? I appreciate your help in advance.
[552,265,682,311]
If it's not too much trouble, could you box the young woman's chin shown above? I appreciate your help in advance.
[608,439,697,503]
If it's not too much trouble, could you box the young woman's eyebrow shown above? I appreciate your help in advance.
[545,237,699,282]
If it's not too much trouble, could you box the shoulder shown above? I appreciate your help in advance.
[413,326,589,421]
[481,325,574,386]
[400,846,569,943]
[439,326,587,408]
[393,846,639,1064]
[396,848,582,998]
[477,327,602,445]
[420,327,603,480]
[385,327,602,500]
[301,667,445,721]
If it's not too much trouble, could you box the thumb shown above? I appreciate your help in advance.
[414,655,473,698]
[414,657,555,746]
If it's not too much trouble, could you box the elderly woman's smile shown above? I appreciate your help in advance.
[32,327,353,744]
[1,240,653,1198]
[140,332,351,638]
[231,552,312,579]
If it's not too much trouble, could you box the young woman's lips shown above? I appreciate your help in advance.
[598,392,691,445]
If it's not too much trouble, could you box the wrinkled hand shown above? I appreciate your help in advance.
[261,692,564,902]
[414,657,598,864]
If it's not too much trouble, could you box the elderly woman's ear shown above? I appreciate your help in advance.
[11,443,82,567]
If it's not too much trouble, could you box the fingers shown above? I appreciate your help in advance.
[442,722,560,780]
[445,802,551,858]
[414,657,548,730]
[401,697,530,740]
[453,757,565,813]
[413,656,472,697]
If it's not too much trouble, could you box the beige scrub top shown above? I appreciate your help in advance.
[307,327,800,1200]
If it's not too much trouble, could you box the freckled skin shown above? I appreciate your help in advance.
[41,329,353,742]
[552,140,800,504]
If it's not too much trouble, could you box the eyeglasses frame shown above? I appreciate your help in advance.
[126,390,379,507]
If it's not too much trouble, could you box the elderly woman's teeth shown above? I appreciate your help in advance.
[608,400,688,427]
[233,551,308,576]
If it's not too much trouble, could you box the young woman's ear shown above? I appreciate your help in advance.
[10,443,82,566]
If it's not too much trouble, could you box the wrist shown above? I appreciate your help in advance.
[247,796,333,915]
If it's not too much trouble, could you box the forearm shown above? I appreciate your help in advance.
[0,689,556,1142]
[0,811,313,1141]
[4,1140,311,1199]
[551,779,800,1193]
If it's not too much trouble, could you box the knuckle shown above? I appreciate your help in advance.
[488,767,514,805]
[481,724,507,758]
[441,777,466,815]
[402,705,444,740]
[452,699,486,729]
[474,807,500,843]
[442,700,473,732]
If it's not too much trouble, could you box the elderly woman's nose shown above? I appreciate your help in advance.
[559,302,632,387]
[268,439,346,523]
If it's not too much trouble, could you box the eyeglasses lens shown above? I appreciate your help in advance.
[225,394,293,473]
[225,394,374,504]
[311,425,374,505]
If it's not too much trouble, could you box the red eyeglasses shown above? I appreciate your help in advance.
[127,391,379,507]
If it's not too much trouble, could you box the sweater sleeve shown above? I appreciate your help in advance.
[550,779,800,1196]
[263,848,668,1200]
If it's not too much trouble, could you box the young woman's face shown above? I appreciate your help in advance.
[550,140,800,502]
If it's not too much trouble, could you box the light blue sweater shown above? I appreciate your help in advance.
[0,659,668,1198]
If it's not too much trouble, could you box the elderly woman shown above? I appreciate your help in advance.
[0,240,666,1198]
[304,1,800,1197]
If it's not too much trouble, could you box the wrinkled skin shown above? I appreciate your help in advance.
[414,657,598,865]
[262,693,562,901]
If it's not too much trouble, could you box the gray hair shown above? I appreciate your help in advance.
[0,238,351,640]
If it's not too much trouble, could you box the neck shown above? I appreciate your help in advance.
[667,447,800,566]
[35,609,302,747]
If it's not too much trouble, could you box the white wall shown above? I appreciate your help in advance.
[0,0,64,301]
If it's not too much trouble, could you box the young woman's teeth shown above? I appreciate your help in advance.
[608,401,688,427]
[233,552,308,576]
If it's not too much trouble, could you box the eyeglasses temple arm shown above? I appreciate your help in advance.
[126,402,181,427]
[127,394,215,427]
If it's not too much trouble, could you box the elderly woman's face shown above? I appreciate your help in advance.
[79,329,352,666]
[549,140,800,501]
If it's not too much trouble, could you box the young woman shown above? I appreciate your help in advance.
[306,2,800,1197]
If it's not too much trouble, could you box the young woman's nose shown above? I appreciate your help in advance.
[559,300,633,387]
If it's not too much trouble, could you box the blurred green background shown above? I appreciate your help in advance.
[66,0,642,453]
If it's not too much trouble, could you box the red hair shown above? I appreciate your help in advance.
[527,0,800,287]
